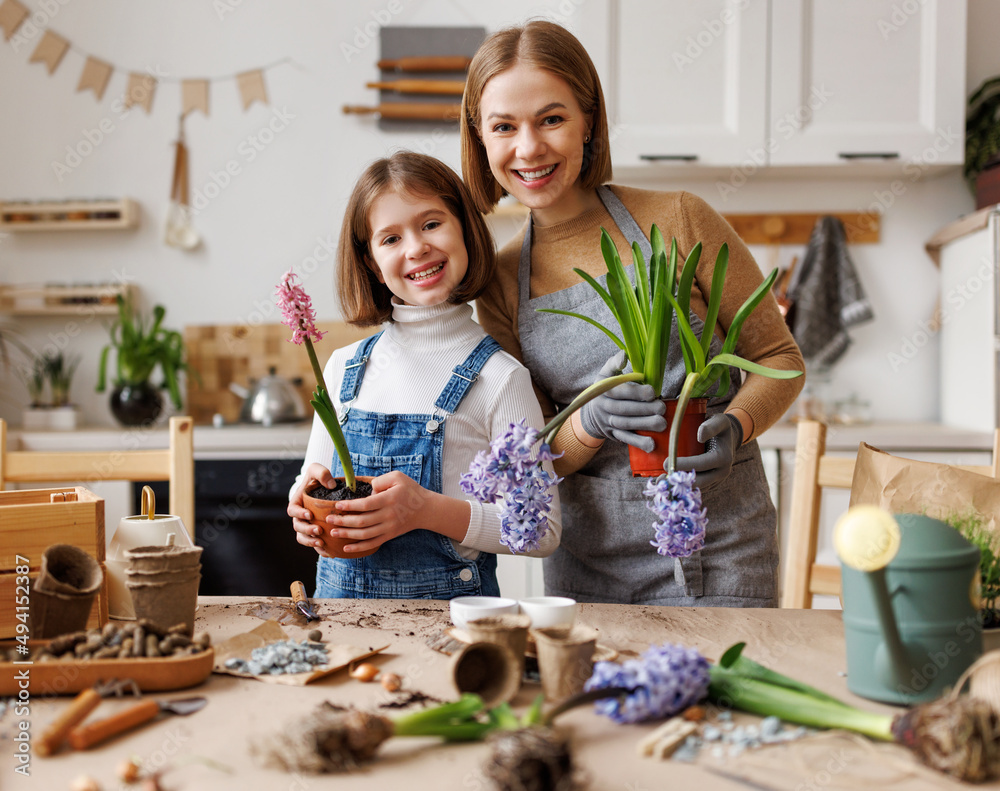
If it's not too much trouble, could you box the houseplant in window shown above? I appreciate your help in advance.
[97,294,189,426]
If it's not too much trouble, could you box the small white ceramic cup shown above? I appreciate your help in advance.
[450,596,519,630]
[518,596,577,629]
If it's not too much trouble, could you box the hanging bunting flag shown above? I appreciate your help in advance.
[0,0,27,40]
[124,72,157,114]
[182,78,209,117]
[29,30,68,74]
[77,56,112,100]
[236,69,267,110]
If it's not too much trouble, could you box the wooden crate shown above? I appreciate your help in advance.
[0,487,107,639]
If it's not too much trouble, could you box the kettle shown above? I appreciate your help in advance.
[229,367,307,425]
[836,507,982,705]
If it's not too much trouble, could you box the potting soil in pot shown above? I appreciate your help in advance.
[309,481,374,501]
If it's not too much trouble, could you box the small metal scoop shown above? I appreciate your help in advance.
[68,696,208,750]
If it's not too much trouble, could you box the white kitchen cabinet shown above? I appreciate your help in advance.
[582,0,966,172]
[768,0,967,167]
[579,0,769,168]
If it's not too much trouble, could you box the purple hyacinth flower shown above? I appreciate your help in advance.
[645,471,707,558]
[584,643,710,724]
[461,420,563,554]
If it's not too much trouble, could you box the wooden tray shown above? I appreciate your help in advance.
[0,648,214,696]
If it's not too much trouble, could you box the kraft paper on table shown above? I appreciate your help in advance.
[850,442,1000,542]
[213,619,388,686]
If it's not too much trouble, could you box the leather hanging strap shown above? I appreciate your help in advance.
[170,115,190,207]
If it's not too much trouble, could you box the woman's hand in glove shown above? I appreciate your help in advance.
[579,352,667,452]
[672,412,744,489]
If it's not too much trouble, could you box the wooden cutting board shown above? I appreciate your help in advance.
[183,322,377,426]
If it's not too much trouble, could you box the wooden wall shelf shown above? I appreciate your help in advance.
[0,283,131,316]
[489,202,881,245]
[0,199,139,231]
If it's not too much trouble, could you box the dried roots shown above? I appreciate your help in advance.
[892,696,1000,783]
[254,705,394,774]
[483,727,577,791]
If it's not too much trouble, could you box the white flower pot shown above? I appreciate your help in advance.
[21,405,80,430]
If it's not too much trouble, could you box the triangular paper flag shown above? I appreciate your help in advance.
[124,72,157,113]
[182,79,209,117]
[236,69,267,110]
[77,56,112,100]
[29,30,69,74]
[0,0,27,40]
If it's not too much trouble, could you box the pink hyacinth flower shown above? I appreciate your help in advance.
[275,269,326,346]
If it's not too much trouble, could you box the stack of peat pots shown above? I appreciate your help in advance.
[124,545,203,635]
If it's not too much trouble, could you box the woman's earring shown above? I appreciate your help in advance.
[584,134,591,143]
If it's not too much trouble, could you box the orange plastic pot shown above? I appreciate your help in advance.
[628,398,708,477]
[303,476,379,559]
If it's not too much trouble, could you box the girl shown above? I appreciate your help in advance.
[460,21,804,607]
[287,151,560,599]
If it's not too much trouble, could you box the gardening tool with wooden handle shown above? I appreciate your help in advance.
[366,79,465,96]
[377,55,471,72]
[36,678,141,757]
[342,102,462,121]
[291,580,318,621]
[67,697,207,750]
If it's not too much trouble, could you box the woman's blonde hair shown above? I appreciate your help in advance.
[337,151,496,327]
[460,19,612,214]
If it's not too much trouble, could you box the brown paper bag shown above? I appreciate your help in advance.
[850,442,1000,543]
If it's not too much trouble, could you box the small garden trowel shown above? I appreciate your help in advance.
[291,580,319,621]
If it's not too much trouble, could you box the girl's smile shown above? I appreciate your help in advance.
[368,190,469,307]
[478,63,599,226]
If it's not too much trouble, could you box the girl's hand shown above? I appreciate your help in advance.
[326,471,470,554]
[288,463,336,556]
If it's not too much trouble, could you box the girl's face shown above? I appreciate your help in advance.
[478,63,593,226]
[367,189,469,308]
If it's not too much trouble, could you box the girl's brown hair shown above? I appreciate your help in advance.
[337,151,496,327]
[460,19,612,214]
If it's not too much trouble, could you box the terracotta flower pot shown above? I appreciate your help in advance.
[628,398,708,477]
[303,476,379,560]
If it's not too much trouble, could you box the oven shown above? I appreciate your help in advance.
[136,456,318,596]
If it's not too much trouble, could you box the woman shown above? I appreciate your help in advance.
[460,20,804,607]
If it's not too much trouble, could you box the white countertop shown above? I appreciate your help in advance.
[8,420,996,456]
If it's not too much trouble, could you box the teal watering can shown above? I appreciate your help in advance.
[835,507,982,705]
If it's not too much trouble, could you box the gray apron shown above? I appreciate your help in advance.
[518,186,778,606]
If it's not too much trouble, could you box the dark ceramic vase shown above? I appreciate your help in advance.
[110,383,164,427]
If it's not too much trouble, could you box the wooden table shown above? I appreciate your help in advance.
[5,598,995,790]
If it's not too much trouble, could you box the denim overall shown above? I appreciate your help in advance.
[314,332,502,599]
[519,186,778,606]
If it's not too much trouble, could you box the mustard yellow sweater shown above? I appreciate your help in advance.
[476,185,805,469]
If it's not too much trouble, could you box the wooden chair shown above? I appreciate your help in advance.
[781,420,1000,609]
[0,416,195,539]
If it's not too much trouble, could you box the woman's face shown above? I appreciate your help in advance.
[367,189,469,308]
[478,63,593,226]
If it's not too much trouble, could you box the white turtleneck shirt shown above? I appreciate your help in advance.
[293,301,561,559]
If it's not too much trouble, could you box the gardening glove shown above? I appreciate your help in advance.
[672,412,744,490]
[579,351,667,452]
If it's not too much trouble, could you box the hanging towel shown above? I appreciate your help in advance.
[785,215,873,368]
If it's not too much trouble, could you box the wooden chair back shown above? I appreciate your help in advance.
[781,420,1000,609]
[0,416,195,539]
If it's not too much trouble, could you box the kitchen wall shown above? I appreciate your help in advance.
[0,0,997,428]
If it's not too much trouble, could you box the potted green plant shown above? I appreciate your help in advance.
[946,512,1000,651]
[540,225,802,476]
[17,350,49,429]
[965,75,1000,208]
[43,351,81,429]
[96,294,189,426]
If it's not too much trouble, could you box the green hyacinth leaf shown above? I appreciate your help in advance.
[708,353,803,379]
[721,267,781,356]
[572,268,621,327]
[632,241,651,325]
[700,243,729,359]
[665,292,706,374]
[536,309,627,351]
[676,241,702,328]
